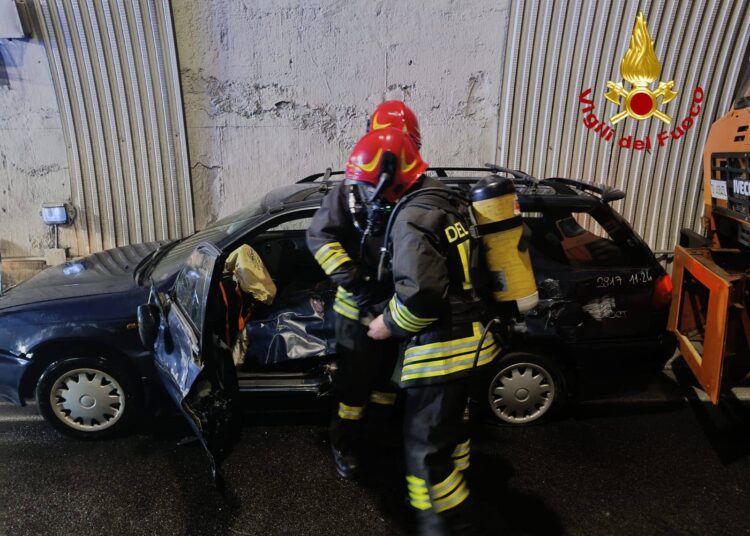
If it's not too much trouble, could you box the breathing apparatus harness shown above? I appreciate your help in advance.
[371,175,502,370]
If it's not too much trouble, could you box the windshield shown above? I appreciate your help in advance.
[150,200,266,281]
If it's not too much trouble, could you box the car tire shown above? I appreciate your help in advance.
[481,351,566,426]
[36,356,141,440]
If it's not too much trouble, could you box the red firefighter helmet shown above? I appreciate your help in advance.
[369,100,422,148]
[345,127,428,203]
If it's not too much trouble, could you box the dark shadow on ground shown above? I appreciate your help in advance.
[673,365,750,466]
[134,414,242,536]
[472,424,564,536]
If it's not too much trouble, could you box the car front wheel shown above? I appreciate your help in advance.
[484,351,565,425]
[36,357,140,439]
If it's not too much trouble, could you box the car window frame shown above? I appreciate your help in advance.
[222,206,319,254]
[170,244,222,345]
[524,204,654,270]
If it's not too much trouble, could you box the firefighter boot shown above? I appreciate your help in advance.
[330,443,361,480]
[416,511,450,536]
[416,508,482,536]
[329,410,363,479]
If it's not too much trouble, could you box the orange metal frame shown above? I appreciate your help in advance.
[668,246,733,404]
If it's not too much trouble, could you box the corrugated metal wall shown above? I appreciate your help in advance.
[496,0,750,253]
[33,0,193,255]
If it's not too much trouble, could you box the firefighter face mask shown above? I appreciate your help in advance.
[347,183,392,236]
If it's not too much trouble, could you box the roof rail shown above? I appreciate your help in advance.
[296,164,536,184]
[542,177,626,203]
[297,169,345,183]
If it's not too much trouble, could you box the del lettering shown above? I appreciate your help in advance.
[618,135,652,151]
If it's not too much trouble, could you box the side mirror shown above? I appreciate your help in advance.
[137,303,161,349]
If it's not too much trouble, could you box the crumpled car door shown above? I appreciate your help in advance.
[151,243,240,487]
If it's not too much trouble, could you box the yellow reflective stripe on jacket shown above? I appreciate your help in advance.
[338,402,365,420]
[313,241,344,263]
[406,475,432,511]
[431,468,470,513]
[369,390,397,406]
[333,301,359,321]
[457,239,472,290]
[405,323,482,360]
[401,343,498,382]
[333,286,359,321]
[452,440,470,471]
[388,296,438,333]
[314,242,353,275]
[404,338,496,366]
[404,324,488,364]
[335,286,358,306]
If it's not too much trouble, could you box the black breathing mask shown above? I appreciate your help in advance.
[347,150,398,238]
[347,183,392,237]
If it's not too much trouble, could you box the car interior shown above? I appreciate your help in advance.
[524,210,629,269]
[213,213,338,377]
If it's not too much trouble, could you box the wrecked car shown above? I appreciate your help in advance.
[0,167,674,442]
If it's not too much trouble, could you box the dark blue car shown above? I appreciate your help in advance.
[0,169,675,440]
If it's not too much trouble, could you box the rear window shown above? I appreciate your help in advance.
[524,207,651,268]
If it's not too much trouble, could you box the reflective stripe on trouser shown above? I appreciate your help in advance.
[330,320,399,453]
[407,467,470,513]
[403,379,473,519]
[452,439,470,471]
[400,322,501,384]
[338,402,365,420]
[369,390,397,406]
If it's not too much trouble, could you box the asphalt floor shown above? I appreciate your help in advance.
[1,366,749,536]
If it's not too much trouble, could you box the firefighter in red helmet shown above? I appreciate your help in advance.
[369,100,422,148]
[306,102,421,479]
[349,128,499,535]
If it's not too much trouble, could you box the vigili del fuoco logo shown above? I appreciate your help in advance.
[578,11,704,151]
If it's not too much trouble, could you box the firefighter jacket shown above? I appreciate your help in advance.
[382,178,500,387]
[306,183,392,323]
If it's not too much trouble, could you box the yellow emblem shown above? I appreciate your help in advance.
[400,148,418,173]
[353,148,383,172]
[605,12,677,124]
[371,113,392,130]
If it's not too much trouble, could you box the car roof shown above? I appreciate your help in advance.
[273,167,625,213]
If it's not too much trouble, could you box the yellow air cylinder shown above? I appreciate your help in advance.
[470,175,539,313]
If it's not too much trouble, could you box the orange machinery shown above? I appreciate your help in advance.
[668,77,750,404]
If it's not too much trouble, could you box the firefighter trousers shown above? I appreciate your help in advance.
[403,378,474,534]
[330,314,399,454]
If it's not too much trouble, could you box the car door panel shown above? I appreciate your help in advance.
[153,304,202,401]
[151,243,240,485]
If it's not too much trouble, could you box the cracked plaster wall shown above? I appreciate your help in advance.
[174,0,511,228]
[0,0,511,265]
[0,36,71,259]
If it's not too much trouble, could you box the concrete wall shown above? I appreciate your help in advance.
[174,0,511,228]
[2,0,746,271]
[0,34,71,261]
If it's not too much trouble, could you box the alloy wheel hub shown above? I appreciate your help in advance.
[50,368,125,431]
